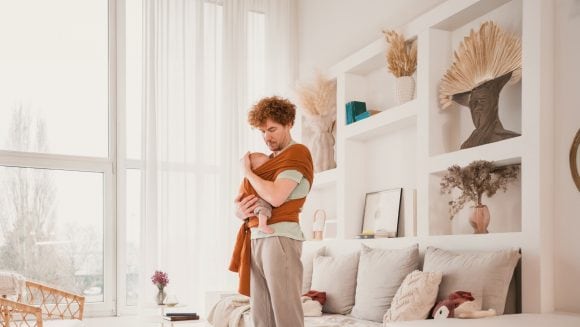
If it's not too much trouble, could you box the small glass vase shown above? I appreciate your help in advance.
[469,205,490,234]
[155,287,167,305]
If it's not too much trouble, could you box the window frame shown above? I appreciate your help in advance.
[0,0,118,317]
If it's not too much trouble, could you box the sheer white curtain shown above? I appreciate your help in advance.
[139,0,297,312]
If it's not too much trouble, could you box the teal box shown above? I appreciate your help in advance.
[346,101,367,124]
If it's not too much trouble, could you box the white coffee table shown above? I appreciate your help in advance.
[141,304,208,327]
[140,314,209,327]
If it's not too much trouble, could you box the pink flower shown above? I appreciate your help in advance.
[151,270,169,289]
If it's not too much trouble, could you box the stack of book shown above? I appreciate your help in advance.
[345,101,368,125]
[163,312,200,321]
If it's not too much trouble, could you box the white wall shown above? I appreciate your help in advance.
[298,0,580,314]
[553,0,580,314]
[297,0,446,80]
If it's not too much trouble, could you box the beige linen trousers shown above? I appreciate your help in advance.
[250,236,304,327]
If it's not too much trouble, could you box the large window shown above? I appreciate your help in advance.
[0,0,113,315]
[0,0,267,316]
[120,0,266,311]
[0,0,109,158]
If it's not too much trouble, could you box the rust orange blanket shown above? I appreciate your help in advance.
[229,144,313,296]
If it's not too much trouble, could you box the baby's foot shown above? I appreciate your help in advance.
[259,225,274,234]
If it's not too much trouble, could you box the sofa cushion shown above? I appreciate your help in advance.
[383,270,442,323]
[311,252,359,314]
[301,246,326,294]
[351,244,419,322]
[422,247,520,315]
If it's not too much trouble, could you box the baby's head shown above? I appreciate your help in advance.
[249,152,269,170]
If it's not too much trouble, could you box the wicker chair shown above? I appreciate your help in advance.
[0,280,85,327]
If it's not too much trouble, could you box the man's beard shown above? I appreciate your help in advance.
[267,141,281,151]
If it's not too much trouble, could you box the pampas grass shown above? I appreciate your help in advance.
[439,21,522,109]
[383,30,417,78]
[296,72,337,172]
[296,72,337,118]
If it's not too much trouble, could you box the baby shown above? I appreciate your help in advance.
[248,152,274,234]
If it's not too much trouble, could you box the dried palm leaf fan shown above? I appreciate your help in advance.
[296,72,337,172]
[439,21,522,149]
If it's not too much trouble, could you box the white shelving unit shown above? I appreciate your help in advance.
[311,168,337,190]
[300,0,555,313]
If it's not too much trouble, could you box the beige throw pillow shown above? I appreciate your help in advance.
[311,252,359,314]
[350,244,420,322]
[301,246,326,294]
[383,270,442,323]
[422,247,520,315]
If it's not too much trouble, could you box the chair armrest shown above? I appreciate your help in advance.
[0,296,43,327]
[23,281,85,320]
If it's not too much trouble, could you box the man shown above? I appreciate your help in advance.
[229,96,314,327]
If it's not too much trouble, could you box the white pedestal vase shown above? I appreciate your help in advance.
[395,75,415,104]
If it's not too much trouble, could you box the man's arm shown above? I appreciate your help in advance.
[245,171,297,207]
[240,151,298,207]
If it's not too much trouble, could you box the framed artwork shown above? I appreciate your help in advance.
[571,128,580,192]
[361,188,402,238]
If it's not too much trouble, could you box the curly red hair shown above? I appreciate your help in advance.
[248,96,296,128]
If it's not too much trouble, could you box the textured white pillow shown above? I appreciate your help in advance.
[350,244,420,322]
[301,246,326,294]
[422,247,520,315]
[383,270,442,323]
[311,252,359,314]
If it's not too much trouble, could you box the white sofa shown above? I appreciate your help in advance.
[208,240,580,327]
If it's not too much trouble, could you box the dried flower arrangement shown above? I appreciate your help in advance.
[440,160,519,219]
[151,270,169,290]
[296,72,337,172]
[296,72,337,118]
[383,30,417,77]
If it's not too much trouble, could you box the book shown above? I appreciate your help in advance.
[163,314,200,321]
[356,234,375,239]
[345,101,367,124]
[355,111,371,121]
[165,312,198,317]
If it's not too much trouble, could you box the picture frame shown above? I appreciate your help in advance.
[361,188,402,238]
[571,128,580,192]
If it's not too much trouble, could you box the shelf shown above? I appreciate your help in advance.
[428,136,523,173]
[312,168,337,189]
[343,99,418,141]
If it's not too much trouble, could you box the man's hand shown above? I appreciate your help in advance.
[234,193,258,220]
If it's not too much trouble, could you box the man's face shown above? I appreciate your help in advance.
[258,119,292,151]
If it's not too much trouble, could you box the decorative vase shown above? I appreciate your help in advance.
[469,205,490,234]
[155,287,167,305]
[395,75,415,104]
[306,114,336,172]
